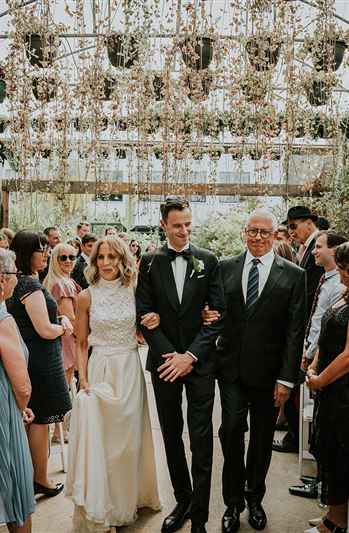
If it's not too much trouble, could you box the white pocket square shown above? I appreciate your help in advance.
[197,274,205,279]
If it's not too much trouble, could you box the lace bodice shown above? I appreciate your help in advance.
[88,278,137,349]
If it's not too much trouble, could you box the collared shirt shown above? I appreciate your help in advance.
[304,230,319,250]
[305,269,345,360]
[242,249,275,301]
[167,241,197,362]
[81,252,90,265]
[242,248,293,389]
[168,242,190,304]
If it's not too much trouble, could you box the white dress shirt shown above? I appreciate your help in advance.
[305,269,345,360]
[167,242,197,361]
[242,249,294,389]
[81,252,90,265]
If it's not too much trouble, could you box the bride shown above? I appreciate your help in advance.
[65,237,161,532]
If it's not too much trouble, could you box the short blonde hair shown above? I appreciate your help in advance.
[85,237,137,288]
[43,243,77,292]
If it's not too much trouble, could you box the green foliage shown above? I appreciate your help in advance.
[192,207,248,258]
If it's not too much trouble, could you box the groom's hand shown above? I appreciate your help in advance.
[140,312,160,330]
[201,304,221,325]
[158,352,194,382]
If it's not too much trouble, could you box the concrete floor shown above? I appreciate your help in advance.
[1,349,321,533]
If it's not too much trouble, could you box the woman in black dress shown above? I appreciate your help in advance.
[306,241,349,533]
[7,231,73,497]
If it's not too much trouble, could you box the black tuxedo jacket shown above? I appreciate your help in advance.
[136,244,225,376]
[299,237,324,319]
[71,255,88,290]
[217,252,307,389]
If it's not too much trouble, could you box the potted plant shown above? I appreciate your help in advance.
[181,35,214,71]
[25,17,61,68]
[32,75,58,102]
[115,148,127,159]
[73,117,90,132]
[0,116,8,134]
[246,31,282,71]
[144,72,165,101]
[208,145,223,160]
[191,147,204,160]
[303,26,347,72]
[136,110,160,135]
[228,147,243,160]
[228,107,254,136]
[113,118,128,131]
[303,72,334,106]
[153,146,164,160]
[106,33,139,68]
[185,69,213,102]
[199,111,223,138]
[31,117,47,132]
[340,115,349,139]
[240,70,269,103]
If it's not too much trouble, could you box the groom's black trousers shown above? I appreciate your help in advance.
[218,379,279,508]
[151,372,215,525]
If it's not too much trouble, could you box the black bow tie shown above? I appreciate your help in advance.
[167,248,192,261]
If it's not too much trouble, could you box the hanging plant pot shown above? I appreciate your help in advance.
[305,80,331,106]
[31,117,47,132]
[246,34,281,71]
[115,148,127,159]
[153,147,164,160]
[114,118,127,131]
[228,147,243,160]
[249,148,262,160]
[32,76,58,102]
[208,147,223,160]
[0,118,8,134]
[137,112,160,134]
[340,116,349,139]
[185,70,213,102]
[228,111,254,136]
[310,38,347,72]
[181,36,214,71]
[73,117,90,132]
[191,148,204,160]
[106,33,139,68]
[144,73,165,101]
[200,112,223,138]
[241,72,268,103]
[25,33,59,68]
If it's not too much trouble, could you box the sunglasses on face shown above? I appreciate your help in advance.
[58,254,76,262]
[245,228,273,239]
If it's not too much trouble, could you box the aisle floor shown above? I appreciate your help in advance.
[1,348,320,533]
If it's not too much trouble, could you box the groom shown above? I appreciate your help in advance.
[136,197,225,533]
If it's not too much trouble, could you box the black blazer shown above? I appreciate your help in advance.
[299,237,324,319]
[217,252,307,389]
[71,255,88,290]
[136,244,225,376]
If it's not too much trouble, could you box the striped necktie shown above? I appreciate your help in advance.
[246,258,260,308]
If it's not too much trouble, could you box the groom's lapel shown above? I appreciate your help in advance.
[158,246,180,312]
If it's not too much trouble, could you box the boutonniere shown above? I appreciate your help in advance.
[190,257,205,278]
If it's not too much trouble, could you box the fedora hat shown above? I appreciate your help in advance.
[287,206,318,222]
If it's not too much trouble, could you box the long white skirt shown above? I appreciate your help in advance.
[65,345,161,532]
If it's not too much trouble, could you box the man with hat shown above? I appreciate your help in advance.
[273,205,324,453]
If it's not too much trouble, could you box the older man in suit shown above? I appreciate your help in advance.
[216,208,306,532]
[273,206,324,454]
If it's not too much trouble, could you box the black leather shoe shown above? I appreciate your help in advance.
[34,481,64,497]
[191,525,207,533]
[272,438,298,453]
[289,482,318,499]
[222,505,241,533]
[248,503,267,531]
[161,502,191,533]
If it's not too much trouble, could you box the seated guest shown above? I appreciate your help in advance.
[305,241,349,533]
[0,248,36,533]
[71,233,97,290]
[7,231,73,498]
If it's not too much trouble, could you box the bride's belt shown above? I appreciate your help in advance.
[89,343,138,356]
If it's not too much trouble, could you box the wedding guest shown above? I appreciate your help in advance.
[105,226,118,236]
[273,206,323,454]
[44,226,61,250]
[75,221,90,243]
[275,224,291,243]
[130,239,141,268]
[43,243,81,443]
[7,230,73,498]
[0,248,35,533]
[316,216,330,231]
[0,231,9,249]
[1,227,15,247]
[146,241,157,254]
[289,231,347,502]
[71,233,97,290]
[118,232,129,243]
[216,208,306,532]
[136,197,225,533]
[66,238,161,532]
[67,239,81,256]
[273,240,294,263]
[305,241,349,533]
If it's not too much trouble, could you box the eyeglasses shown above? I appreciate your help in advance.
[58,254,76,262]
[245,228,273,239]
[2,271,21,276]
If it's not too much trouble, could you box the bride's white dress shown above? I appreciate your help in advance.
[65,278,161,532]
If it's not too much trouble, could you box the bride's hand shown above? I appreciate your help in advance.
[140,312,160,330]
[80,379,90,394]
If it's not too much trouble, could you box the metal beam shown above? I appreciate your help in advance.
[1,179,325,197]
